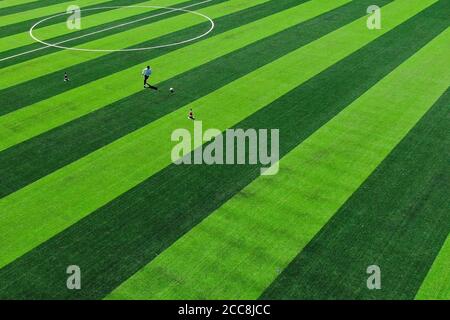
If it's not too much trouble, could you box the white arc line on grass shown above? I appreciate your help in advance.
[0,0,214,62]
[30,2,215,51]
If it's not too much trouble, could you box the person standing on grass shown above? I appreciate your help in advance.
[142,65,158,90]
[64,72,70,82]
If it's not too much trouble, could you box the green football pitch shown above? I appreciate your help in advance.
[0,0,448,300]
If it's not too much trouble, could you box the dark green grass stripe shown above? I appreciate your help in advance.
[0,0,161,38]
[0,0,353,197]
[0,1,70,17]
[1,0,444,300]
[0,0,223,62]
[0,0,300,112]
[261,89,450,300]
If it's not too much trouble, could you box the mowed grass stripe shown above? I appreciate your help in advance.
[0,0,67,16]
[0,0,434,276]
[0,0,361,197]
[0,0,345,148]
[0,1,352,298]
[109,27,450,300]
[262,89,450,300]
[0,0,38,12]
[416,235,450,300]
[0,0,112,28]
[0,0,267,91]
[4,1,233,68]
[0,0,37,8]
[0,0,192,54]
[0,0,159,38]
[5,0,435,299]
[0,1,75,16]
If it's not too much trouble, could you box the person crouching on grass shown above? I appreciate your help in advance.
[142,65,158,90]
[188,109,195,120]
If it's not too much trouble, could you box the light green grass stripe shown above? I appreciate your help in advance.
[108,28,450,300]
[0,0,187,52]
[0,0,346,150]
[415,235,450,300]
[0,0,270,89]
[0,0,356,270]
[0,0,111,28]
[0,0,37,10]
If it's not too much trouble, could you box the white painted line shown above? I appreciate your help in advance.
[0,0,214,62]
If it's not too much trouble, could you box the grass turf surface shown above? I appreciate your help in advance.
[416,232,450,300]
[0,0,240,89]
[107,25,450,300]
[0,0,199,56]
[0,0,386,300]
[261,89,450,300]
[0,0,298,110]
[0,0,351,273]
[0,0,110,28]
[0,0,355,196]
[0,0,431,273]
[0,0,40,13]
[0,0,164,38]
[0,0,448,300]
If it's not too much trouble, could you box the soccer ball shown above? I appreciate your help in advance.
[170,87,174,93]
